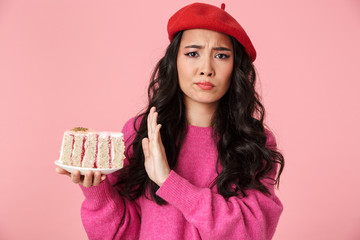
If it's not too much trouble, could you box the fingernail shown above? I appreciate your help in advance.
[101,176,106,181]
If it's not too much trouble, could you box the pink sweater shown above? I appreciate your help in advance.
[80,117,283,240]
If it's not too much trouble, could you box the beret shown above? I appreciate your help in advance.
[167,2,257,62]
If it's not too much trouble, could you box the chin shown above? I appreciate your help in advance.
[184,93,222,106]
[195,98,221,105]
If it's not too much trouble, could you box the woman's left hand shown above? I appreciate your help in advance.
[142,107,170,187]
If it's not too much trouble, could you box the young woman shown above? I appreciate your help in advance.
[56,3,284,239]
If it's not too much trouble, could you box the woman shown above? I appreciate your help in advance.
[57,3,284,239]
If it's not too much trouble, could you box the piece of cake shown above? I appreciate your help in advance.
[58,127,125,169]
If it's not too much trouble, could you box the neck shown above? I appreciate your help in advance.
[185,100,218,127]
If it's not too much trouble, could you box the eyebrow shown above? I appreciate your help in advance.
[184,45,232,51]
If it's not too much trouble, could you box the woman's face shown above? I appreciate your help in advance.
[177,29,234,109]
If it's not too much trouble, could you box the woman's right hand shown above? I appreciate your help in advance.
[56,167,106,188]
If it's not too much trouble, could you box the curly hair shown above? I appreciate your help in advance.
[115,30,284,205]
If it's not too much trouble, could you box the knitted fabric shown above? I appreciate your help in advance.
[79,117,283,239]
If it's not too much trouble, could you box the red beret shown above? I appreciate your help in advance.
[167,2,257,62]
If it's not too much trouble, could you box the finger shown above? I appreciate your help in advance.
[155,124,162,143]
[93,171,101,186]
[83,170,93,188]
[154,109,160,132]
[151,107,157,131]
[56,167,70,176]
[151,111,158,139]
[71,170,81,184]
[142,138,150,158]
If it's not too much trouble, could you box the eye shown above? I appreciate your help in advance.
[185,52,198,57]
[215,53,230,59]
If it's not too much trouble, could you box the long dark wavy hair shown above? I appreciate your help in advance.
[115,30,284,205]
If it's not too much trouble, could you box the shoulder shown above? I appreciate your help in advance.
[264,128,277,150]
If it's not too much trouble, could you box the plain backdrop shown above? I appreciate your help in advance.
[1,0,360,239]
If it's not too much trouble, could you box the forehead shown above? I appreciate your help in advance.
[180,29,233,48]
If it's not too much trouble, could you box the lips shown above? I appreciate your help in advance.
[196,81,215,90]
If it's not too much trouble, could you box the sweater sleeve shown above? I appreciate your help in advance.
[79,117,141,240]
[79,177,140,239]
[156,129,283,240]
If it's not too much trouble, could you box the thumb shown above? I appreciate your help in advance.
[56,166,70,176]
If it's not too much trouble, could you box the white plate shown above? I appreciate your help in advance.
[55,160,122,175]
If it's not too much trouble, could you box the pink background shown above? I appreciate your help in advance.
[1,0,360,239]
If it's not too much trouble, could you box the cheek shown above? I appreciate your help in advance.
[177,62,186,92]
[220,64,233,91]
[177,58,193,86]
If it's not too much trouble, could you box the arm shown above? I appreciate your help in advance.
[79,117,141,240]
[156,168,282,240]
[156,129,282,240]
[80,174,140,240]
[56,160,141,239]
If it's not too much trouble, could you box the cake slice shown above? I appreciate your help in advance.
[58,127,125,169]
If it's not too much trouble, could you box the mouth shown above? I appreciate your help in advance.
[196,81,215,90]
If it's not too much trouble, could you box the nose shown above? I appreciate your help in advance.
[200,71,213,77]
[199,56,214,77]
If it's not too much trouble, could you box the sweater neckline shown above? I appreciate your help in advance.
[186,124,213,136]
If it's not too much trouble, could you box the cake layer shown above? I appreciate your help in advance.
[59,133,73,166]
[82,132,97,168]
[72,134,84,167]
[111,133,125,168]
[59,128,125,169]
[97,133,111,168]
